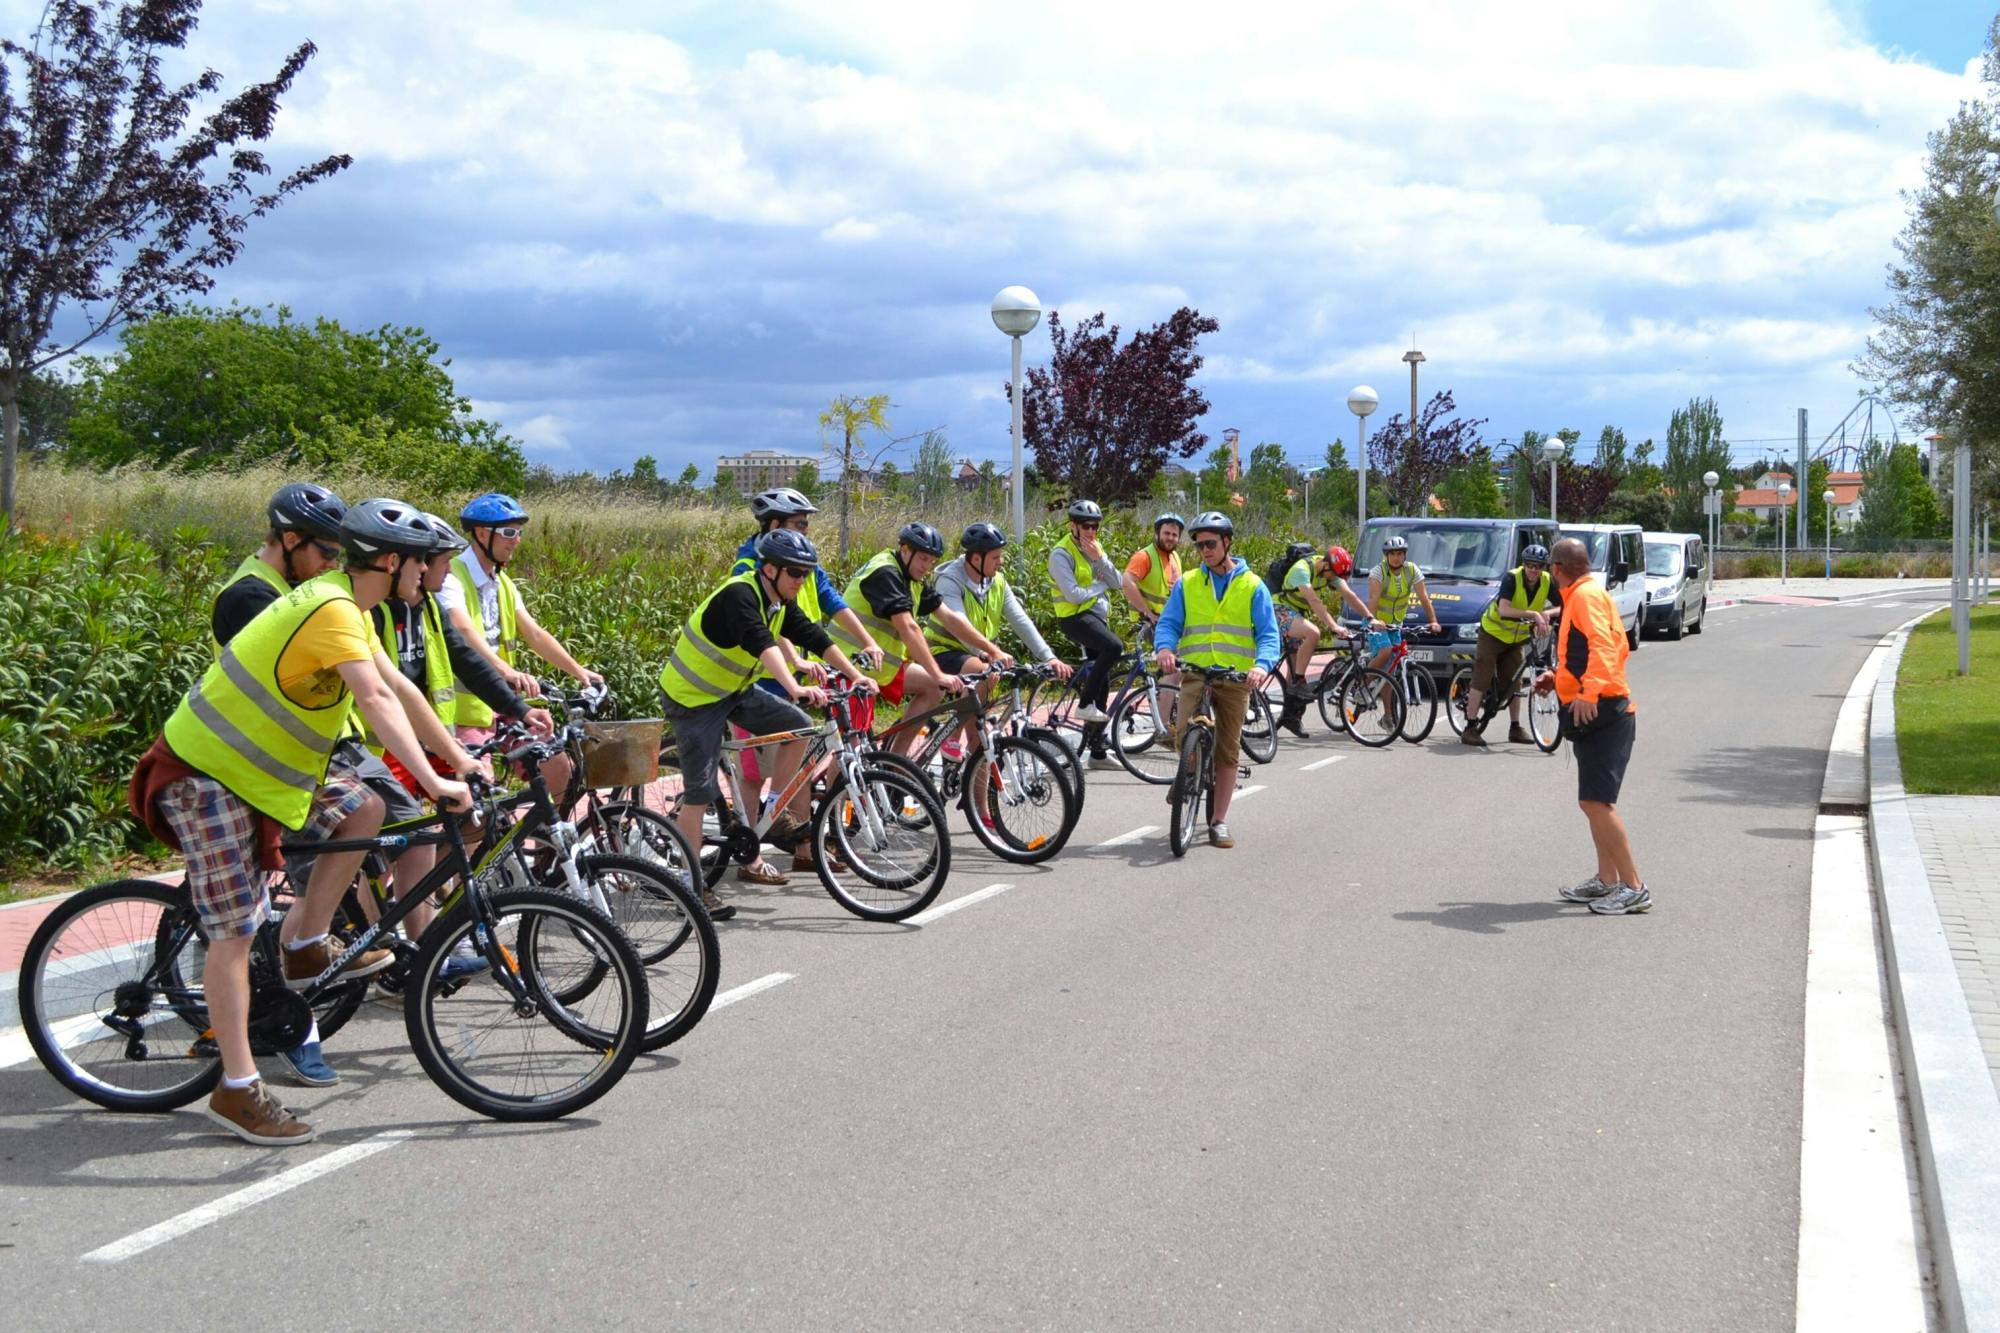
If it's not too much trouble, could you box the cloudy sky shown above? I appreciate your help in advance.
[21,0,1999,474]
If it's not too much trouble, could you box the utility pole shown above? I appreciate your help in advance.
[1402,347,1426,453]
[1796,408,1808,554]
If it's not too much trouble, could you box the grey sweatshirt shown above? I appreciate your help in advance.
[1046,542,1122,619]
[932,556,1055,661]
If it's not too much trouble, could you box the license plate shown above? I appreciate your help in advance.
[1409,647,1445,663]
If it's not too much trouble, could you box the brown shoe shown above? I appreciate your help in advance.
[698,888,737,922]
[763,812,809,850]
[791,849,849,875]
[737,860,788,887]
[282,936,394,991]
[1508,725,1534,745]
[1460,727,1488,747]
[204,1080,316,1146]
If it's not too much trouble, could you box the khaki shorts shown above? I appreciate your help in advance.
[1469,629,1528,694]
[1173,676,1250,771]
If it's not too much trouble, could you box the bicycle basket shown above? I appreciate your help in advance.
[579,719,664,788]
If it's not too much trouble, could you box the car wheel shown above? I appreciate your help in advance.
[1688,598,1705,635]
[1626,619,1640,651]
[1667,605,1685,640]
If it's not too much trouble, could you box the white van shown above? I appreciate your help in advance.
[1641,531,1708,640]
[1558,523,1645,649]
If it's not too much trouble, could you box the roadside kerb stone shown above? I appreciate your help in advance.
[1869,612,2000,1333]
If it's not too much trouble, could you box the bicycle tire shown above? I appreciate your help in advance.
[1024,724,1086,816]
[18,879,221,1113]
[1241,685,1279,764]
[1444,667,1475,737]
[1526,667,1564,753]
[1337,668,1404,747]
[814,764,951,921]
[1399,667,1440,744]
[405,888,646,1120]
[567,852,719,1053]
[1168,726,1210,858]
[963,735,1078,864]
[1314,660,1352,734]
[1108,681,1178,784]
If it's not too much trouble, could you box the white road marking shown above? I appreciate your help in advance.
[1232,785,1268,800]
[910,882,1012,925]
[710,972,795,1011]
[81,1130,415,1264]
[1096,825,1158,848]
[1300,755,1345,771]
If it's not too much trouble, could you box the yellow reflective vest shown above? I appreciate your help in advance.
[1478,566,1552,645]
[449,554,521,728]
[828,550,916,685]
[1178,565,1261,669]
[659,572,785,708]
[1133,544,1180,615]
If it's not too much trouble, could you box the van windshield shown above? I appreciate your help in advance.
[1560,529,1610,569]
[1645,543,1681,577]
[1356,524,1513,582]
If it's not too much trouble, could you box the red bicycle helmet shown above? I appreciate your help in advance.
[1325,544,1353,578]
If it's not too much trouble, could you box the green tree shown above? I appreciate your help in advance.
[877,460,903,497]
[912,429,953,507]
[1244,440,1293,516]
[1854,440,1946,542]
[819,392,892,560]
[978,458,999,505]
[793,461,821,502]
[1662,397,1732,531]
[1504,432,1544,516]
[1194,442,1236,512]
[65,305,523,489]
[1437,453,1505,517]
[1594,426,1630,482]
[1315,440,1360,528]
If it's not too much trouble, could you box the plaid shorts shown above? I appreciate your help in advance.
[157,771,372,939]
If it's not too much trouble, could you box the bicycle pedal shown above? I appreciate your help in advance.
[1237,766,1251,779]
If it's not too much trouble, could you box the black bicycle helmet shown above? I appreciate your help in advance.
[961,522,1007,553]
[341,498,437,560]
[421,512,469,555]
[751,487,818,523]
[1066,499,1103,523]
[268,483,347,542]
[897,521,946,556]
[1522,543,1551,565]
[754,527,820,569]
[1188,510,1234,539]
[1153,511,1186,533]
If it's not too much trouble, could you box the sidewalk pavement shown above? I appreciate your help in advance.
[1908,795,2000,1096]
[1712,576,1954,605]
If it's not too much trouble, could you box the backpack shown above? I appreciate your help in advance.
[1265,542,1316,591]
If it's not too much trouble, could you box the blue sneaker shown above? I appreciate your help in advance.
[438,945,491,984]
[275,1040,338,1088]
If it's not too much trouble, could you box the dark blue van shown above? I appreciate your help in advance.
[1341,517,1560,674]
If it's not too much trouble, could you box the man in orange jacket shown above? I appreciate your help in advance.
[1536,537,1649,915]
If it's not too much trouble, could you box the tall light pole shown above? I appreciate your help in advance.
[1401,348,1425,453]
[1777,480,1791,584]
[1703,469,1720,555]
[1303,466,1322,529]
[1954,436,1972,675]
[1542,437,1566,524]
[991,286,1042,545]
[1347,385,1379,530]
[1823,487,1836,579]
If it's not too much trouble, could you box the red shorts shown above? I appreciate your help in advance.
[849,663,907,734]
[384,750,454,797]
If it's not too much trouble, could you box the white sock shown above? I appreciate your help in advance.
[223,1072,259,1090]
[285,932,327,952]
[302,1020,321,1046]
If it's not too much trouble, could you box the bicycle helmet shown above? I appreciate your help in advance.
[1153,511,1186,533]
[1522,543,1550,565]
[421,513,468,555]
[897,521,946,556]
[1187,510,1234,539]
[342,498,437,560]
[751,487,817,524]
[267,483,347,542]
[754,527,820,569]
[1066,499,1103,523]
[1382,534,1409,553]
[460,493,529,526]
[961,522,1007,553]
[1325,544,1353,577]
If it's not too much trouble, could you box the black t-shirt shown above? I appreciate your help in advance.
[1498,569,1562,615]
[372,597,526,719]
[211,575,283,648]
[858,564,941,620]
[701,581,832,660]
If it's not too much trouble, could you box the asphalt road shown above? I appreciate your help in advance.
[0,587,1948,1330]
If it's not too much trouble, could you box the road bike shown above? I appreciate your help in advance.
[1166,664,1253,858]
[1443,630,1563,753]
[18,768,649,1121]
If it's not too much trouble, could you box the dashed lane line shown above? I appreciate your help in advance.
[909,882,1012,925]
[1300,755,1346,771]
[1097,826,1159,848]
[710,972,795,1010]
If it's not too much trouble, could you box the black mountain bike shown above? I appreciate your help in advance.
[1444,631,1563,753]
[1167,664,1251,858]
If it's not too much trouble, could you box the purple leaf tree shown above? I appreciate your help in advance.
[1366,390,1489,514]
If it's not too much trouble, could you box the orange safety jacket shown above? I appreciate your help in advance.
[1554,572,1635,710]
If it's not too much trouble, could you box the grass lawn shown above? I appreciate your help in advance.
[1897,602,2000,795]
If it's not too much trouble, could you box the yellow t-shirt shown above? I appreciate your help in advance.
[274,596,382,712]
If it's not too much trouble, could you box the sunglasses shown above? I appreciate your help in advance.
[1074,522,1100,532]
[310,540,341,561]
[1194,538,1222,552]
[776,565,811,580]
[492,525,525,540]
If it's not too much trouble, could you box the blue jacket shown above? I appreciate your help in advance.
[1154,556,1281,671]
[732,535,848,617]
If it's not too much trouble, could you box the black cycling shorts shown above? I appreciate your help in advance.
[1573,708,1636,805]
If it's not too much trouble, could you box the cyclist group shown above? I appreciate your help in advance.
[106,478,1630,1147]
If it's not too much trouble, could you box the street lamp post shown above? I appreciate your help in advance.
[991,286,1042,545]
[1823,488,1835,579]
[1346,385,1379,531]
[1542,437,1566,524]
[1777,481,1791,584]
[1703,469,1720,556]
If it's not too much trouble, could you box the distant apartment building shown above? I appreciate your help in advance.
[716,448,817,492]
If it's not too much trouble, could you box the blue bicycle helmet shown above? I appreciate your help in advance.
[897,521,946,557]
[1153,511,1186,533]
[754,528,820,569]
[961,522,1007,553]
[460,493,529,526]
[1522,543,1550,565]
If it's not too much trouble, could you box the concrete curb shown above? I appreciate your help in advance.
[1868,610,2000,1333]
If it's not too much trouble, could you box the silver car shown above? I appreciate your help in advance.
[1641,532,1708,640]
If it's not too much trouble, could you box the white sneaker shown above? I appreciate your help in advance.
[1076,704,1111,723]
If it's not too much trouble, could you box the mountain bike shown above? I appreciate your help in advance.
[1328,633,1406,748]
[1106,629,1278,777]
[18,770,648,1121]
[1167,664,1252,858]
[1444,631,1563,753]
[1337,625,1436,745]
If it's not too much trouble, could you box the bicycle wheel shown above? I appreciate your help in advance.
[1109,681,1178,784]
[814,764,951,921]
[1399,667,1440,744]
[1525,668,1564,753]
[963,735,1078,864]
[1443,667,1476,737]
[1168,726,1210,858]
[1337,668,1404,747]
[1024,724,1085,815]
[1241,684,1279,764]
[17,879,221,1112]
[405,888,646,1121]
[1314,660,1352,734]
[568,852,719,1053]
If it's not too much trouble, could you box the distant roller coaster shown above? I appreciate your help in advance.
[1813,394,1908,471]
